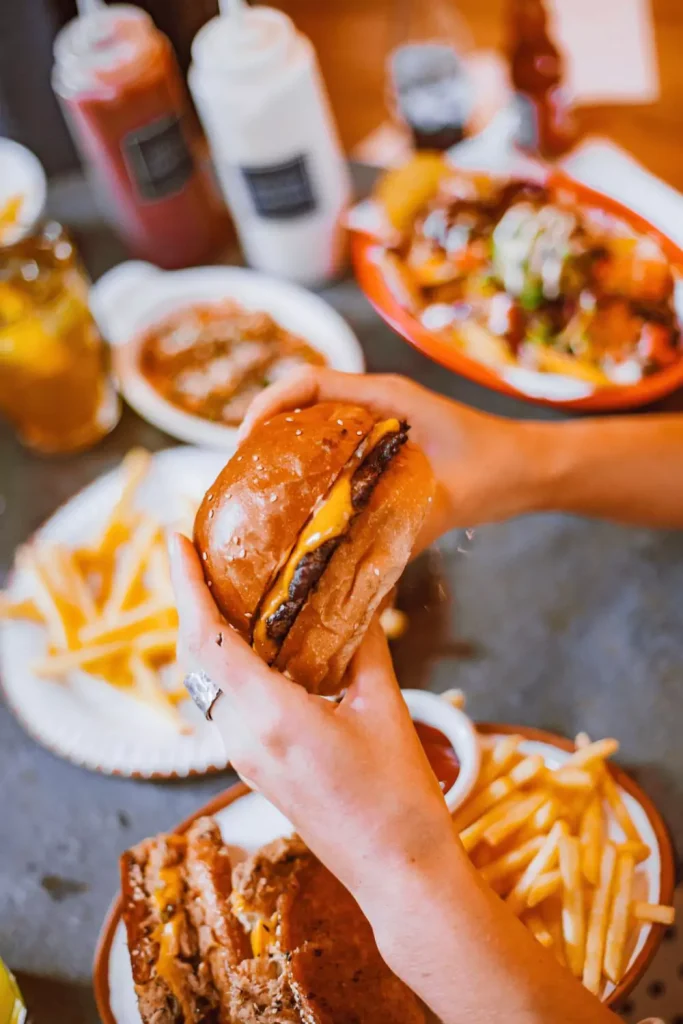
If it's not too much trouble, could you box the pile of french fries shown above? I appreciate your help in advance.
[445,695,675,998]
[0,449,197,732]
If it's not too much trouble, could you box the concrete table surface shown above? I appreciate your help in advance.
[1,175,682,1022]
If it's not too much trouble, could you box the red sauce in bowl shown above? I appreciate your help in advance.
[414,720,460,792]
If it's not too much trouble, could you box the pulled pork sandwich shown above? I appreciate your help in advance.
[120,819,425,1024]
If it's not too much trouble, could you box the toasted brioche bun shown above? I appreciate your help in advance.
[195,403,375,637]
[275,441,433,694]
[195,402,434,694]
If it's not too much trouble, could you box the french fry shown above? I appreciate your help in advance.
[524,913,554,949]
[540,898,567,967]
[483,791,548,848]
[562,738,619,771]
[480,836,545,885]
[45,546,97,622]
[615,840,651,864]
[146,542,174,602]
[32,639,133,677]
[579,797,603,887]
[17,547,79,649]
[94,448,151,555]
[440,688,465,710]
[79,601,177,646]
[506,820,566,916]
[582,842,617,994]
[102,516,160,620]
[574,732,591,749]
[129,653,191,734]
[460,792,528,853]
[476,735,523,788]
[454,776,515,832]
[632,902,675,926]
[527,869,562,909]
[601,772,641,843]
[455,756,543,831]
[550,768,596,791]
[526,798,559,834]
[134,628,178,662]
[0,595,44,623]
[559,834,586,977]
[603,854,635,984]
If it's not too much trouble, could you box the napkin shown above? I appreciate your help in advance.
[559,138,683,250]
[546,0,659,105]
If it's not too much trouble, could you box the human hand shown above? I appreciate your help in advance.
[238,367,545,550]
[170,533,617,1024]
[169,532,459,910]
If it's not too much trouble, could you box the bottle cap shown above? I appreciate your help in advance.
[53,4,151,94]
[191,5,294,78]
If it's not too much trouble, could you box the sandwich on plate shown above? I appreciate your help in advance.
[120,817,425,1023]
[195,402,434,694]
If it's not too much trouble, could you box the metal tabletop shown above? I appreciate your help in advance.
[1,174,682,1023]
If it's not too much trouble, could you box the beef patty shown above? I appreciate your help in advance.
[263,424,409,648]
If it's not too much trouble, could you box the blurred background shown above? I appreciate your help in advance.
[1,0,678,184]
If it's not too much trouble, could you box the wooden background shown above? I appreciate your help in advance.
[40,0,683,188]
[270,0,683,192]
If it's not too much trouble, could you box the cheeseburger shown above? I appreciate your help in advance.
[195,402,434,694]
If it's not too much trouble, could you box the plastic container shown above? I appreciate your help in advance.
[52,4,224,269]
[189,3,351,285]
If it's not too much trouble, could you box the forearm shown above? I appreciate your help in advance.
[523,415,683,528]
[357,841,617,1024]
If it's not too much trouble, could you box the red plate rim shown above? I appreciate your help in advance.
[352,172,683,412]
[92,722,675,1021]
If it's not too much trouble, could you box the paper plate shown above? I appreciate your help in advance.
[0,447,231,778]
[0,138,47,245]
[89,263,366,449]
[93,723,675,1022]
[352,174,683,412]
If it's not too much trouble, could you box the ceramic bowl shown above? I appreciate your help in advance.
[89,263,366,448]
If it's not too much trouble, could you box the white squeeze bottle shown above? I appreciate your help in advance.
[189,0,352,285]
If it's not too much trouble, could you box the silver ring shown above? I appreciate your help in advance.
[183,670,222,720]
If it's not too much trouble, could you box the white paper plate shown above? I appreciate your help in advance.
[0,138,47,245]
[89,263,366,449]
[96,733,672,1022]
[0,447,231,778]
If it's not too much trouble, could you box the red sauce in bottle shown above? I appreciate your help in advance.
[414,721,460,792]
[507,0,577,159]
[52,6,225,269]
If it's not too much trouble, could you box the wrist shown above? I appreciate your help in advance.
[468,418,562,524]
[351,822,470,940]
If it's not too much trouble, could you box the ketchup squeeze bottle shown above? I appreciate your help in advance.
[53,3,225,269]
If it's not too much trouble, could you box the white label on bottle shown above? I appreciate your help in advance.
[239,154,317,220]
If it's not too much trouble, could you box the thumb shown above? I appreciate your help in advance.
[342,618,404,713]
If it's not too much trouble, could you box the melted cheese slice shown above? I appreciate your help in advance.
[151,853,196,1018]
[253,418,400,663]
[250,912,278,957]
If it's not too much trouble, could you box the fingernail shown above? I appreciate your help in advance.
[166,531,181,564]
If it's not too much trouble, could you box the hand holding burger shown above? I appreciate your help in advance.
[194,399,434,693]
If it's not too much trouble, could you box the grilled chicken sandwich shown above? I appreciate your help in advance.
[194,402,434,694]
[120,820,425,1024]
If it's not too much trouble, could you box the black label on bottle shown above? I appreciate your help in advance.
[240,154,317,220]
[123,114,195,201]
